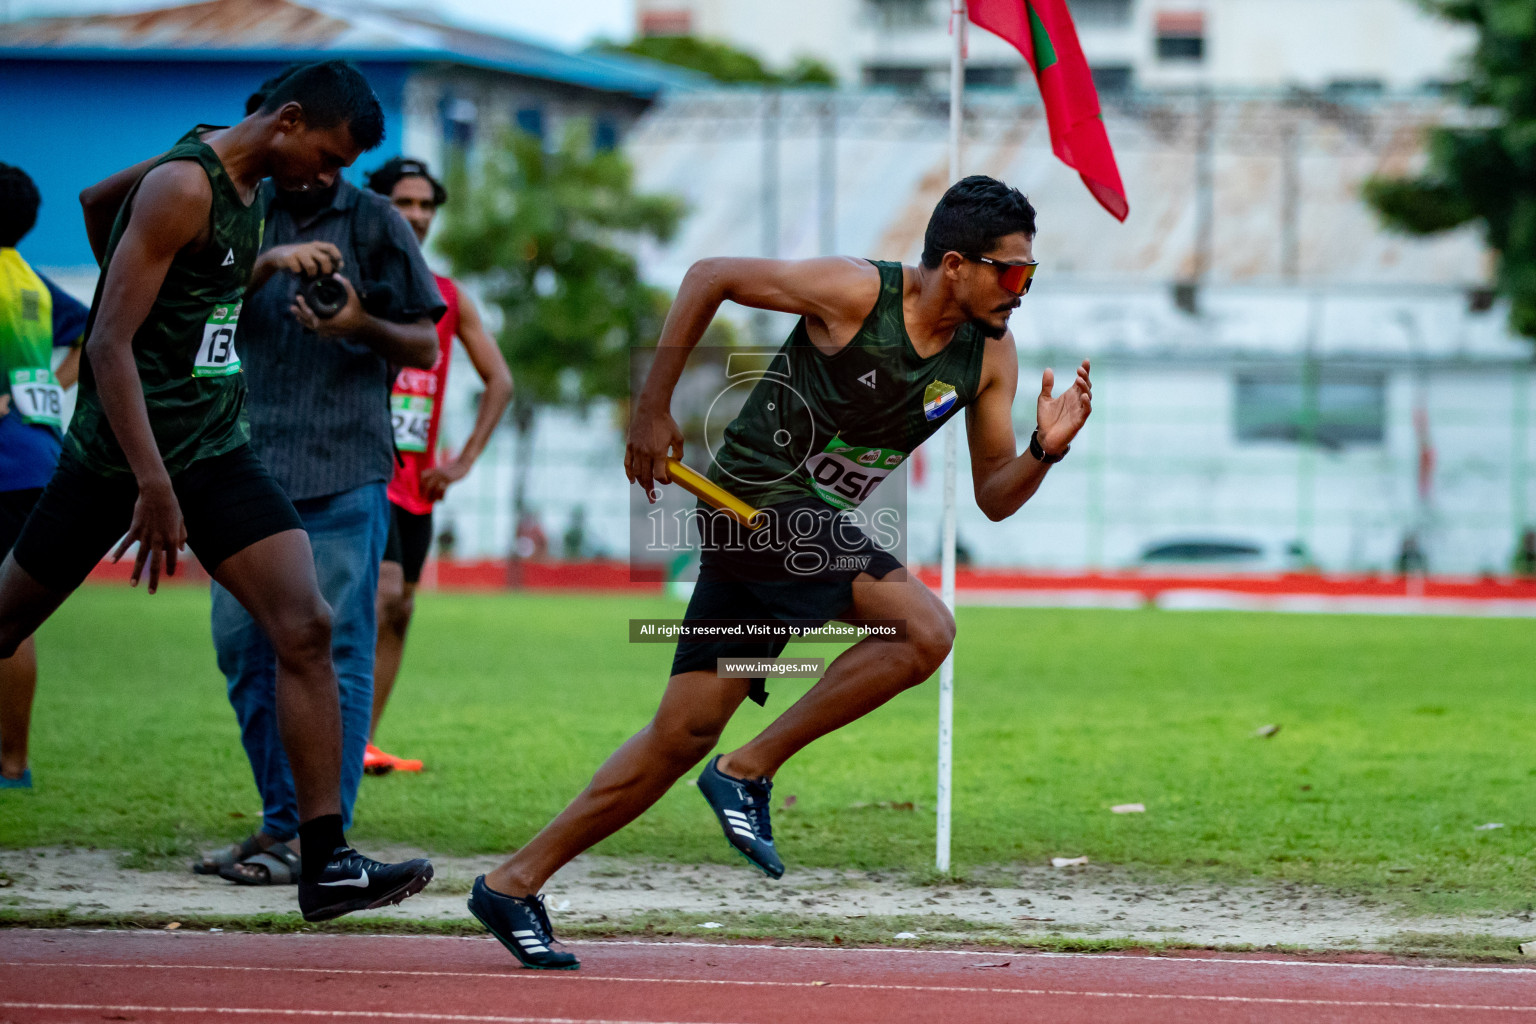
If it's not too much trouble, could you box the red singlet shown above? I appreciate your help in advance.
[387,274,459,515]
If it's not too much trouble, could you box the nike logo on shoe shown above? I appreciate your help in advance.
[319,868,370,888]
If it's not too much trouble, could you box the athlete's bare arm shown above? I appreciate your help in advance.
[86,161,214,591]
[248,241,344,295]
[965,334,1092,521]
[54,346,82,390]
[420,294,513,502]
[627,256,882,497]
[79,154,166,266]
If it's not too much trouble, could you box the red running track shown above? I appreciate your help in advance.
[2,930,1535,1024]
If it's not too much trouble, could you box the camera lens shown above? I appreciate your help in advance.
[301,275,348,319]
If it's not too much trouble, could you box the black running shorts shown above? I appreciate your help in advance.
[0,488,43,561]
[383,502,433,584]
[670,496,905,706]
[12,444,304,593]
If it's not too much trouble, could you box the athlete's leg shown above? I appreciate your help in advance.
[370,561,415,739]
[211,530,343,825]
[0,636,37,780]
[0,469,137,777]
[485,670,751,896]
[0,559,65,665]
[718,572,953,780]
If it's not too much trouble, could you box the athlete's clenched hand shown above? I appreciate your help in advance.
[1036,359,1092,457]
[625,404,684,502]
[113,477,187,594]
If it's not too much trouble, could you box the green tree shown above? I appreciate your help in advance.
[1362,0,1536,338]
[599,35,836,87]
[435,123,686,538]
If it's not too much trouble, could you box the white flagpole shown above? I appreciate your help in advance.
[936,0,965,876]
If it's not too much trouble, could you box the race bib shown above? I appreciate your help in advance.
[391,394,433,453]
[805,437,907,510]
[193,302,242,378]
[8,368,63,428]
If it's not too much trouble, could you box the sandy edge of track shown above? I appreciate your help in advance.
[3,847,1532,954]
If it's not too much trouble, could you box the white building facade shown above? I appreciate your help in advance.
[633,0,1474,96]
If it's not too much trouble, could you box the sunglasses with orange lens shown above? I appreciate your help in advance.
[964,254,1038,295]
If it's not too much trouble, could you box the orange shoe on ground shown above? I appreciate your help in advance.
[363,743,396,776]
[366,743,424,774]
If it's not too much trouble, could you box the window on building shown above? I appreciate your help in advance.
[864,64,930,90]
[441,96,477,147]
[594,116,619,152]
[1155,11,1205,62]
[515,106,545,140]
[1325,78,1385,100]
[863,0,940,29]
[1234,370,1386,447]
[1069,0,1133,27]
[965,65,1017,89]
[639,9,692,36]
[1091,64,1134,93]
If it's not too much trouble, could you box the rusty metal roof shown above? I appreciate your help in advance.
[0,0,352,49]
[0,0,689,96]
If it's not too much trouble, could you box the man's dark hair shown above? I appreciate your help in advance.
[245,63,306,117]
[0,163,41,248]
[920,175,1037,268]
[257,60,386,151]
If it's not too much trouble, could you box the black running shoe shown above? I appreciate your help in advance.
[468,875,580,970]
[697,754,784,879]
[297,848,434,923]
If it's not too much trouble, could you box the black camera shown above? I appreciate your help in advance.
[300,275,349,319]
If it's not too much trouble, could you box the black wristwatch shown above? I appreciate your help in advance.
[1030,428,1068,464]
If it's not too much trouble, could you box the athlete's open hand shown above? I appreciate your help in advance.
[1036,359,1092,457]
[625,404,684,502]
[113,477,187,594]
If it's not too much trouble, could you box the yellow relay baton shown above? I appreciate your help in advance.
[664,458,766,530]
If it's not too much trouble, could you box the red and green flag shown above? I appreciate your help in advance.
[967,0,1129,221]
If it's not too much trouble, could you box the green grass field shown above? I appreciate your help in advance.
[2,586,1532,914]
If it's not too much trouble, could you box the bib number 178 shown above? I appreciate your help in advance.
[8,368,63,429]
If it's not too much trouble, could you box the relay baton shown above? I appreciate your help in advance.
[664,458,765,530]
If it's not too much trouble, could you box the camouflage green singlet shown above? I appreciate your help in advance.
[66,126,262,477]
[708,260,988,510]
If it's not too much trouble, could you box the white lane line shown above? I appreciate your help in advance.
[22,934,1536,977]
[4,962,1534,1011]
[0,1006,740,1024]
[584,940,1536,975]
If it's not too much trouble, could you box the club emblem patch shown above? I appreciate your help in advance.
[923,380,957,422]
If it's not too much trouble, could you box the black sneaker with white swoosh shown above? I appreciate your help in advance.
[297,848,434,922]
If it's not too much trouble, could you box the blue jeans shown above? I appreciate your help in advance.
[211,482,388,840]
